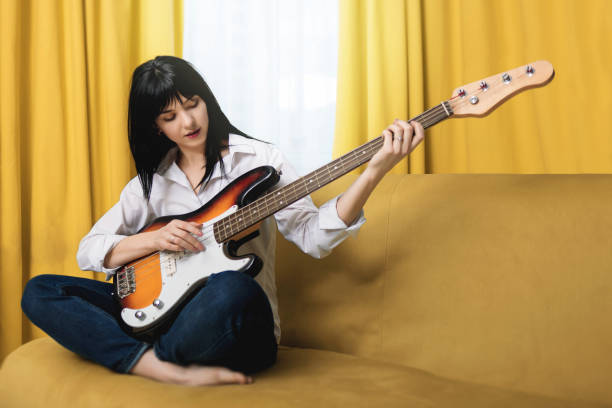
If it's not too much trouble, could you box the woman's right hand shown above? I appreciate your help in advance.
[152,219,205,253]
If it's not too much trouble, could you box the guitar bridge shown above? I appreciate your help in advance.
[116,266,136,299]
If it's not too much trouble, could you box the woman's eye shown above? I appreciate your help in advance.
[164,115,175,122]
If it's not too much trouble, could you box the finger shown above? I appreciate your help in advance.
[164,218,202,235]
[182,220,203,236]
[389,124,403,140]
[409,120,424,150]
[175,230,204,252]
[175,220,205,250]
[166,234,183,252]
[388,124,403,150]
[395,120,413,152]
[382,129,394,150]
[169,243,183,252]
[190,221,203,231]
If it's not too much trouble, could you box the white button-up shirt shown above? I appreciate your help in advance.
[77,133,367,343]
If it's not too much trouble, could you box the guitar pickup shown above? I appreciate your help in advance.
[160,251,178,277]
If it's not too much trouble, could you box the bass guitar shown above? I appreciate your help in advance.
[114,60,555,341]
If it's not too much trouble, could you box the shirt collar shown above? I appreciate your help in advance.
[157,133,256,188]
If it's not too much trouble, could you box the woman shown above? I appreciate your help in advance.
[21,56,424,386]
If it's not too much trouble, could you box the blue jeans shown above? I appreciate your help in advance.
[21,270,277,374]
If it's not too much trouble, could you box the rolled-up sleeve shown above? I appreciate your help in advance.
[271,148,366,259]
[76,178,151,280]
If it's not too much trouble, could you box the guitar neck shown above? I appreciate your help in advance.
[213,101,454,243]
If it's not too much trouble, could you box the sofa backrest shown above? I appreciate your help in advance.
[275,174,612,405]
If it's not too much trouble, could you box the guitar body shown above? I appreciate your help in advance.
[113,165,280,341]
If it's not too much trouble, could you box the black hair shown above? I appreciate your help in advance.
[127,55,260,201]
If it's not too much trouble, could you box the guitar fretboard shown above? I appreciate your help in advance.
[213,101,453,242]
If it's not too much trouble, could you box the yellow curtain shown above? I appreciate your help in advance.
[335,0,612,173]
[0,0,182,362]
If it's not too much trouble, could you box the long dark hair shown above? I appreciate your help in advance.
[128,56,255,201]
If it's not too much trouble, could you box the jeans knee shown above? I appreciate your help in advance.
[208,270,268,312]
[21,274,53,319]
[154,271,273,366]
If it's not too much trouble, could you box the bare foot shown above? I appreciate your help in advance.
[130,348,253,386]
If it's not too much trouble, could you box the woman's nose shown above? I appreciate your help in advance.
[179,109,197,128]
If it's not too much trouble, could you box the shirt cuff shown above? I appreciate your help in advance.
[318,195,366,236]
[101,235,128,281]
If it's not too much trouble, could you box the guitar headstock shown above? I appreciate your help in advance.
[449,60,554,118]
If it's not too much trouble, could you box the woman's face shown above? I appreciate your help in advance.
[155,93,209,151]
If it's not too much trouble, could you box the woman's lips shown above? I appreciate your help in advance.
[185,128,200,138]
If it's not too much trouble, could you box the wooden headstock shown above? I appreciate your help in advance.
[449,60,555,118]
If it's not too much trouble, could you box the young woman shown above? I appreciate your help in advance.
[20,56,424,386]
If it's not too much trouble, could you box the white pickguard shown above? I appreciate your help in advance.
[121,205,250,330]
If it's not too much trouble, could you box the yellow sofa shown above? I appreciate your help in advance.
[2,174,611,407]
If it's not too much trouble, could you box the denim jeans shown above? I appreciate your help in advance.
[20,270,278,374]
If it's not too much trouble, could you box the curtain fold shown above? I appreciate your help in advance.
[0,0,182,362]
[334,0,612,173]
[335,0,426,174]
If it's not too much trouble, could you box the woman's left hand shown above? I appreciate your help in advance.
[367,119,424,177]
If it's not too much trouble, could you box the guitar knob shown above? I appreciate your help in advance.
[135,311,146,320]
[479,81,489,91]
[458,88,466,98]
[470,95,479,105]
[153,299,164,309]
[502,73,512,83]
[526,65,535,76]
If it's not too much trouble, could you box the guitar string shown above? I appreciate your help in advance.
[124,104,467,286]
[247,67,536,232]
[119,104,452,275]
[150,67,534,252]
[119,110,454,286]
[118,137,392,284]
[123,107,449,270]
[216,106,453,235]
[121,104,466,287]
[118,108,453,283]
[119,71,533,285]
[215,104,453,235]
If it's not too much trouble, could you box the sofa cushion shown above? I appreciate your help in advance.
[0,338,606,408]
[276,174,612,405]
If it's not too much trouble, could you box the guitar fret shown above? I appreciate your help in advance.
[335,156,343,179]
[325,163,333,184]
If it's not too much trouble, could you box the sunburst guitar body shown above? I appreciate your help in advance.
[113,166,279,341]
